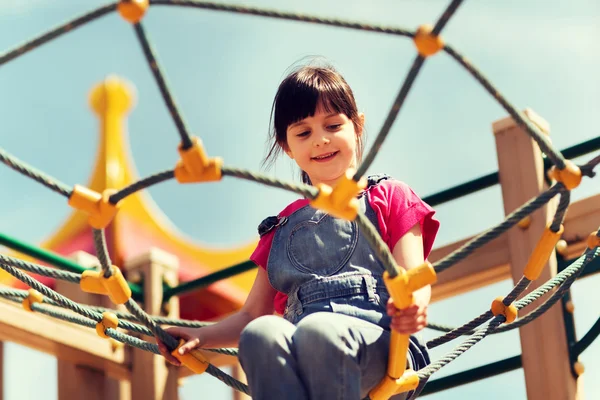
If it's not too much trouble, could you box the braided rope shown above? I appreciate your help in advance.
[92,229,114,278]
[0,147,71,197]
[0,253,81,283]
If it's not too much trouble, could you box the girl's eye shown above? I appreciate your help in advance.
[328,124,342,130]
[297,131,310,137]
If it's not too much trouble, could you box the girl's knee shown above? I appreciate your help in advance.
[294,313,348,348]
[239,315,294,357]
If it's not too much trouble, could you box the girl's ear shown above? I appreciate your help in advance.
[357,113,365,137]
[284,144,294,160]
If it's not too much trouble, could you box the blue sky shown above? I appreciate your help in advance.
[0,0,599,399]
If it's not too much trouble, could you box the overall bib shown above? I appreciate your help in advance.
[238,175,430,400]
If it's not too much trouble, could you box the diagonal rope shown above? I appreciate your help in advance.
[0,147,71,197]
[434,183,563,274]
[354,0,465,179]
[0,4,116,67]
[0,253,81,283]
[133,22,193,149]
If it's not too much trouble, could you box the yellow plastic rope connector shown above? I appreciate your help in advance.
[171,339,210,374]
[96,312,119,339]
[309,169,367,221]
[491,297,517,323]
[413,24,445,57]
[22,289,44,312]
[117,0,149,24]
[369,262,437,400]
[587,231,600,249]
[523,224,564,281]
[68,186,119,229]
[80,265,132,305]
[548,160,582,190]
[174,136,223,184]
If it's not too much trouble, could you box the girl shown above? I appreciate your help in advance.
[157,61,440,400]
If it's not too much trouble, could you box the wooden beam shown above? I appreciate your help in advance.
[428,192,600,303]
[0,297,129,381]
[493,108,579,400]
[429,235,510,302]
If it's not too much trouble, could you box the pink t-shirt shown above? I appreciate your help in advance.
[250,179,440,315]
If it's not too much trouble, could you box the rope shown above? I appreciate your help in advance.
[92,229,114,278]
[109,169,175,204]
[222,166,318,199]
[0,147,71,197]
[0,4,116,67]
[0,253,81,283]
[133,23,193,150]
[434,183,563,274]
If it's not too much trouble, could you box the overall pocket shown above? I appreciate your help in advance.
[287,212,358,276]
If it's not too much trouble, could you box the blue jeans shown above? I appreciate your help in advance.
[238,312,428,400]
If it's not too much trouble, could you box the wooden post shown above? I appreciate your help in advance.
[55,251,131,400]
[232,362,251,400]
[493,108,582,400]
[125,248,180,400]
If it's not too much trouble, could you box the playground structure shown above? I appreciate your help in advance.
[0,1,599,399]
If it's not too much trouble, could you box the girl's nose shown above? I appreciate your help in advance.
[313,134,330,147]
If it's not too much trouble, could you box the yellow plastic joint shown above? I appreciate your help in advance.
[491,297,518,323]
[22,289,44,312]
[369,371,419,400]
[96,312,119,339]
[118,0,149,24]
[80,266,132,305]
[413,24,445,57]
[384,262,437,309]
[171,339,210,374]
[587,231,600,249]
[523,224,564,281]
[174,136,223,184]
[68,185,119,229]
[548,160,582,190]
[309,169,367,221]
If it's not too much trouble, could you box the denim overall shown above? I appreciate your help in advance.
[238,175,430,400]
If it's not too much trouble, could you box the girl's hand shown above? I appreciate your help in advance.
[387,298,428,334]
[156,326,204,367]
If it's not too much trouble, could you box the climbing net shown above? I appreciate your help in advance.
[1,0,600,398]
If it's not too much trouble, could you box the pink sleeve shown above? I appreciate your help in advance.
[249,230,275,269]
[368,179,440,259]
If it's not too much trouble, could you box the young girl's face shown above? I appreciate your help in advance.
[284,102,363,188]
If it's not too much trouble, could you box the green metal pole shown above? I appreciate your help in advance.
[0,231,143,300]
[163,260,257,300]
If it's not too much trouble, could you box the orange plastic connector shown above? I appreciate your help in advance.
[22,289,44,312]
[96,312,119,339]
[117,0,149,24]
[548,160,582,190]
[309,169,367,221]
[174,136,223,184]
[80,266,132,305]
[523,224,564,281]
[370,370,419,400]
[171,339,210,374]
[491,297,517,323]
[368,263,436,400]
[68,185,119,229]
[413,24,445,57]
[517,216,531,230]
[587,231,600,249]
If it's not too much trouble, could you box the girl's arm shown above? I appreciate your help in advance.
[158,266,277,365]
[387,221,431,334]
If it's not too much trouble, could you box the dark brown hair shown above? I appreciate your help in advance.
[262,62,365,184]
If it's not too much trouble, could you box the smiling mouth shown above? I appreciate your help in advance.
[311,151,338,161]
